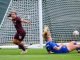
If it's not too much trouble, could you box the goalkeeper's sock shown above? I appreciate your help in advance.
[18,44,26,51]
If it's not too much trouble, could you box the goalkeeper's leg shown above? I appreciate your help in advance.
[66,41,80,53]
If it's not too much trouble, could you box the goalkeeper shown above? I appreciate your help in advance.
[43,25,80,54]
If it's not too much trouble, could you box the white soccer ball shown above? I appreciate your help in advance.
[73,30,79,35]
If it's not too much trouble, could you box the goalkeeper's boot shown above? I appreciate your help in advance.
[76,48,80,53]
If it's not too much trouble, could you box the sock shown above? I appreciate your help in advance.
[18,45,21,49]
[18,44,26,51]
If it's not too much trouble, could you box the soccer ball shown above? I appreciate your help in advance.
[73,30,79,36]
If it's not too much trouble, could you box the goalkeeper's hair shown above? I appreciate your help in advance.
[43,25,50,41]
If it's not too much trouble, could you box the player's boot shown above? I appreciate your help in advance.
[76,48,80,53]
[21,46,28,54]
[21,49,28,54]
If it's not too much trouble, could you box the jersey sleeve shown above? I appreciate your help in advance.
[50,42,57,48]
[16,17,21,22]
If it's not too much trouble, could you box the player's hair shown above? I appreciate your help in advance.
[8,11,17,17]
[43,25,50,41]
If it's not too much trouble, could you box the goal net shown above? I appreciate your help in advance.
[0,0,80,48]
[42,0,80,43]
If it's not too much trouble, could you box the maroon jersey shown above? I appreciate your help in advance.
[12,17,25,33]
[12,17,26,41]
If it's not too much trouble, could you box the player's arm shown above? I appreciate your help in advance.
[53,44,63,50]
[8,17,12,20]
[21,18,31,24]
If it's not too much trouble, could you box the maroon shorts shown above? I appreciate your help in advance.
[14,30,26,41]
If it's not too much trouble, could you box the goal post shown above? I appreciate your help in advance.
[38,0,43,48]
[0,0,13,29]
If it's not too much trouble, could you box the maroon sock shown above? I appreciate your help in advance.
[18,45,21,49]
[18,44,26,51]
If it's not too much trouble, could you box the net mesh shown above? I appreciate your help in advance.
[42,0,80,43]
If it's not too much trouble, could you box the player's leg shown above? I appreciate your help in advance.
[13,39,19,45]
[66,41,80,52]
[19,32,27,54]
[69,41,80,53]
[13,32,19,45]
[13,32,26,52]
[13,38,26,51]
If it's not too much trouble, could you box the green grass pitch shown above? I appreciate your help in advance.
[0,48,80,60]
